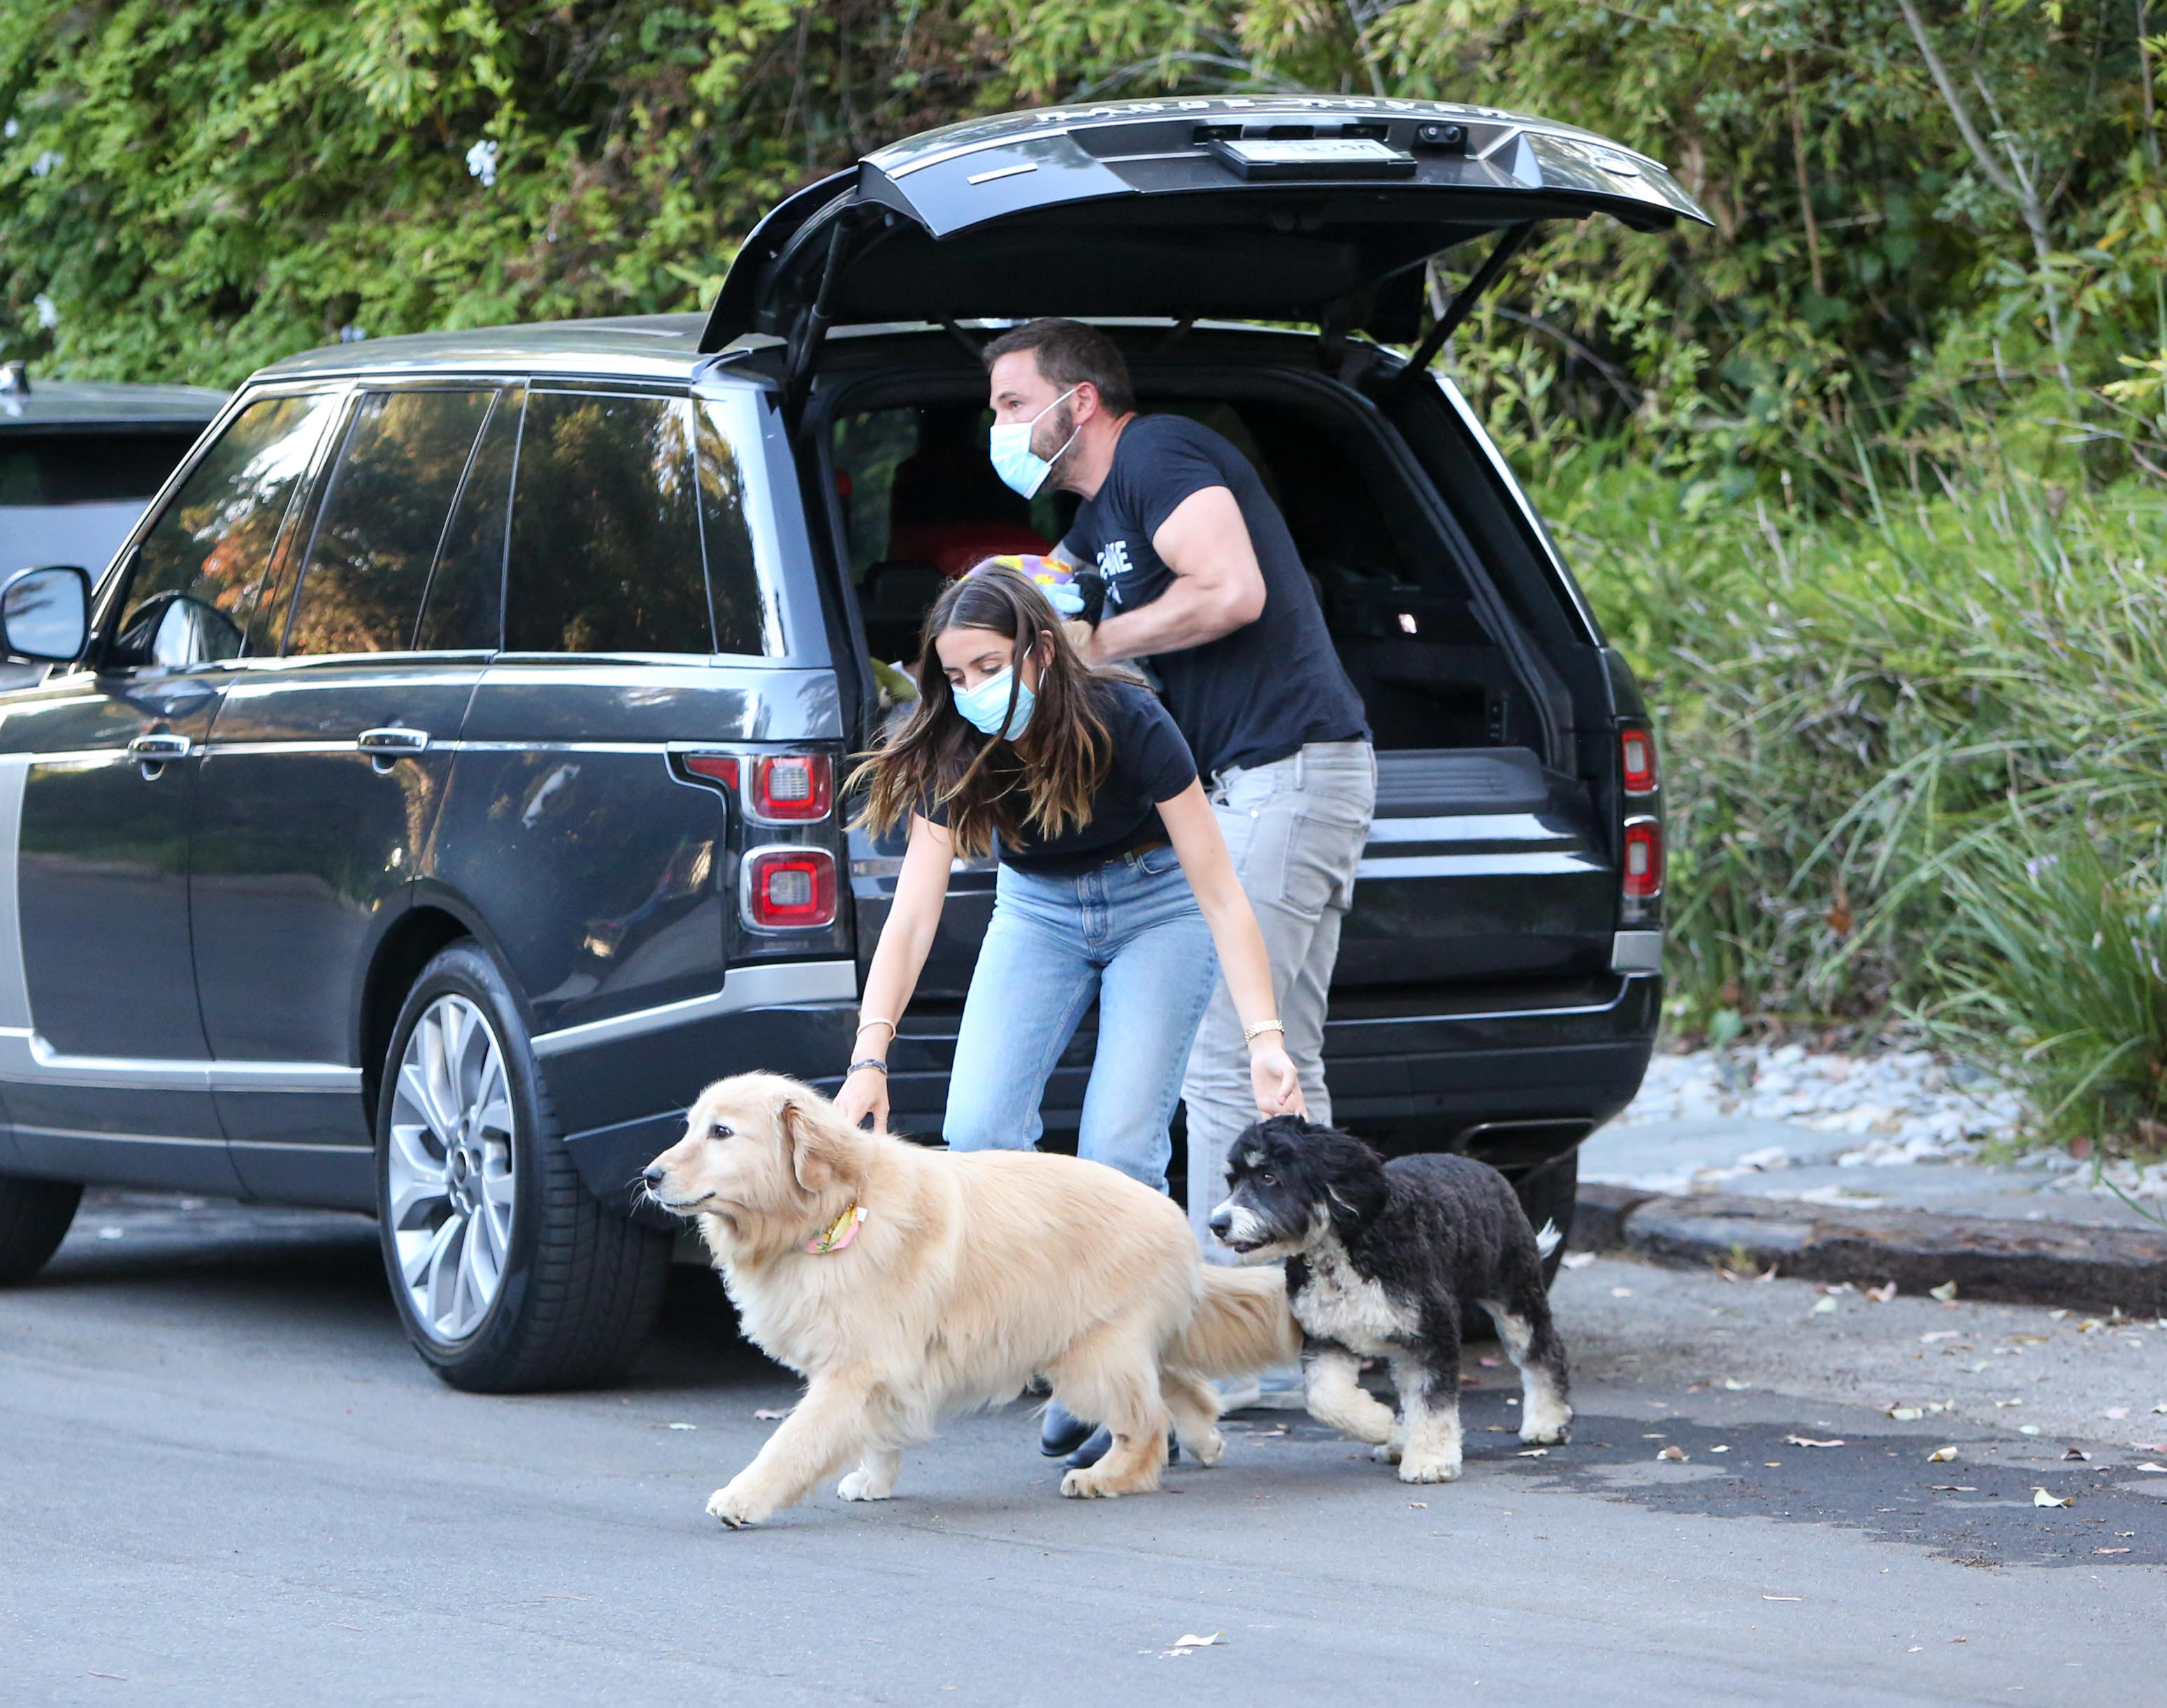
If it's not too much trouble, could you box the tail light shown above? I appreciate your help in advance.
[1621,816,1664,900]
[682,753,739,788]
[742,846,837,930]
[1620,724,1657,795]
[750,753,832,823]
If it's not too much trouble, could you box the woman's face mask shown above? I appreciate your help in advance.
[988,386,1079,500]
[951,666,1034,740]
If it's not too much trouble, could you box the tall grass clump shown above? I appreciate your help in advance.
[1541,456,2167,1152]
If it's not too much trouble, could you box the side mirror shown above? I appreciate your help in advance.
[0,565,91,664]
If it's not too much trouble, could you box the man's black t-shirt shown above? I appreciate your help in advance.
[1058,414,1369,777]
[923,679,1198,876]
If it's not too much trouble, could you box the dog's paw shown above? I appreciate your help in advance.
[1372,1441,1403,1465]
[1520,1409,1573,1447]
[1186,1428,1226,1468]
[706,1483,770,1528]
[1060,1465,1130,1500]
[1398,1452,1463,1484]
[836,1470,893,1503]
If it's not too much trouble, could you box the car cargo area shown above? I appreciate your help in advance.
[819,333,1619,995]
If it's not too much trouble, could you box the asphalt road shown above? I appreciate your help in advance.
[3,1192,2162,1707]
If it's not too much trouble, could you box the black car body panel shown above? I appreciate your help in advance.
[0,98,1673,1260]
[705,96,1707,352]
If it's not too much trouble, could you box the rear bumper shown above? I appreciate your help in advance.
[554,965,1660,1206]
[884,974,1660,1155]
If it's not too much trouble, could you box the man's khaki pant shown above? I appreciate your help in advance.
[1181,739,1376,1260]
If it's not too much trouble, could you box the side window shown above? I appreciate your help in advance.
[503,391,714,656]
[416,385,521,652]
[694,399,770,656]
[281,389,496,657]
[115,391,336,668]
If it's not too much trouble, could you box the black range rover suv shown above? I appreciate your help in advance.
[0,96,1700,1389]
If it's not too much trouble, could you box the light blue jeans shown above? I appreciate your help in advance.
[944,844,1218,1194]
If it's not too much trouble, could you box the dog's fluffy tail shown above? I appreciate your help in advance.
[1168,1265,1301,1377]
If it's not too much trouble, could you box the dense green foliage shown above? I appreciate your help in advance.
[7,1,2167,1143]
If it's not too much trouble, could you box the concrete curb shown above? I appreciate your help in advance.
[1574,1183,2167,1315]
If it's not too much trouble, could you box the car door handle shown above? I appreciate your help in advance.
[127,733,192,762]
[357,727,431,754]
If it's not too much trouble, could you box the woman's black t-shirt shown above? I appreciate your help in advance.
[923,679,1197,875]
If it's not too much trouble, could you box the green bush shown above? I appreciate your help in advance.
[1547,454,2167,1148]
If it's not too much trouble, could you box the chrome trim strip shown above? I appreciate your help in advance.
[226,1139,374,1153]
[1611,929,1664,976]
[530,959,858,1057]
[1329,991,1629,1028]
[443,739,675,755]
[1365,813,1572,845]
[0,1027,362,1092]
[201,741,363,758]
[1355,851,1604,881]
[12,1124,226,1148]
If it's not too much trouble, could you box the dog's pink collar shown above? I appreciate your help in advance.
[804,1204,866,1255]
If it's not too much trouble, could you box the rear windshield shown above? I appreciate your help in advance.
[0,429,206,507]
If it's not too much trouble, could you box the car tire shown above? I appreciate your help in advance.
[375,941,670,1393]
[0,1176,81,1284]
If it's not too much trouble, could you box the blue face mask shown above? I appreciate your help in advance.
[951,667,1034,740]
[988,387,1079,500]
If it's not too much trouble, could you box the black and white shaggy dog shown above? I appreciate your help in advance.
[1209,1116,1571,1484]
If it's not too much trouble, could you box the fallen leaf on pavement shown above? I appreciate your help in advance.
[2063,1447,2089,1461]
[1657,1445,1687,1461]
[2032,1488,2073,1508]
[2048,1309,2068,1319]
[1993,1398,2023,1408]
[666,1422,698,1431]
[1722,1380,1748,1391]
[2133,1462,2167,1473]
[1518,1448,1549,1457]
[1920,1331,1961,1344]
[2096,1547,2131,1554]
[1786,1435,1844,1448]
[2153,1402,2167,1414]
[2019,1425,2042,1435]
[2105,1407,2130,1420]
[1761,1595,1801,1602]
[1171,1633,1224,1651]
[1609,1287,1634,1298]
[1928,1447,1959,1462]
[1479,1357,1500,1368]
[1866,1282,1897,1303]
[1408,1501,1427,1509]
[1930,1484,1978,1491]
[1810,1296,1838,1315]
[1709,1445,1730,1454]
[753,1409,791,1421]
[1887,1407,1922,1421]
[1560,1252,1597,1271]
[1929,1281,1959,1301]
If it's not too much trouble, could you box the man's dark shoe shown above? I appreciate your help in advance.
[1064,1425,1179,1470]
[1040,1401,1095,1458]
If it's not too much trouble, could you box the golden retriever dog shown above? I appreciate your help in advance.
[640,1071,1299,1528]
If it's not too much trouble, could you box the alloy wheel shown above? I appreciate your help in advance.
[387,994,517,1343]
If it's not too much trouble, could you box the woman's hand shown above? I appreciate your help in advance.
[1249,1041,1306,1120]
[833,1064,891,1134]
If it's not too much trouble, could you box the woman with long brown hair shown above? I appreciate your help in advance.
[837,561,1301,1461]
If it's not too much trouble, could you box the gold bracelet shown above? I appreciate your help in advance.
[1243,1018,1285,1043]
[856,1016,897,1040]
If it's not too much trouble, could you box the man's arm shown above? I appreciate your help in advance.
[1081,485,1267,665]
